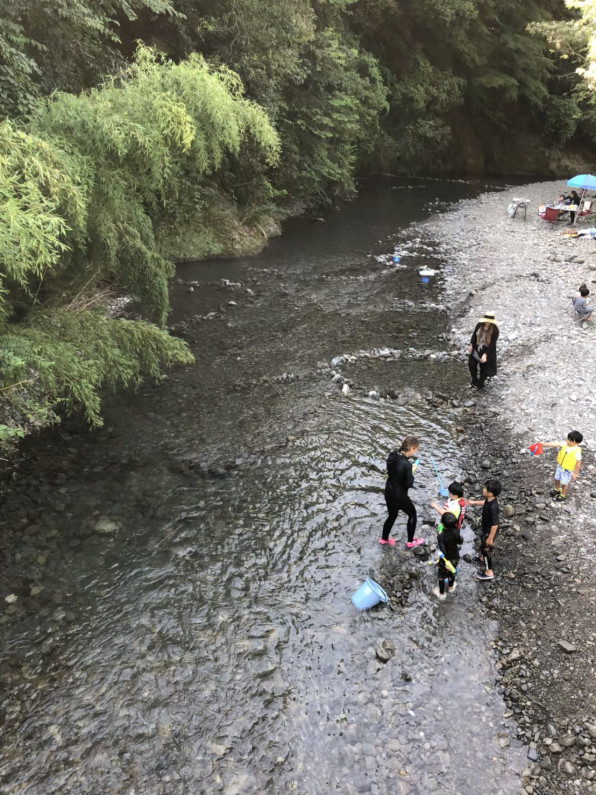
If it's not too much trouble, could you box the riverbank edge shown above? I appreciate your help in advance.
[425,183,596,795]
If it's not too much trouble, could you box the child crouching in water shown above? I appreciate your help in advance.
[434,512,463,601]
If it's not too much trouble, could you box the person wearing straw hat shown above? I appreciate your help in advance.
[468,312,499,390]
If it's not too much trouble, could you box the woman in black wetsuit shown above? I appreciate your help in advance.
[380,436,425,548]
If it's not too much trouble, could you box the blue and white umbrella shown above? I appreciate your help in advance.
[567,173,596,191]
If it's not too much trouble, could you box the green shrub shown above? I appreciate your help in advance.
[0,45,279,439]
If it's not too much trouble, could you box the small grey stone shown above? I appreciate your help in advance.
[558,640,577,654]
[527,748,539,762]
[481,460,491,469]
[503,504,515,518]
[585,724,596,739]
[559,760,575,775]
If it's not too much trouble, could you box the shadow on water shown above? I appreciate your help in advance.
[0,178,525,794]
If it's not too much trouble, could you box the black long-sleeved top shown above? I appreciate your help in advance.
[470,322,499,378]
[385,451,414,495]
[438,526,463,561]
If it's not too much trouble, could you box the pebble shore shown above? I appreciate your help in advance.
[422,181,596,795]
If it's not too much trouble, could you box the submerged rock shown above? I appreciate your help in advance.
[95,517,119,534]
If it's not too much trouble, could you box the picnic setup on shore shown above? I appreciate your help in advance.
[537,173,596,228]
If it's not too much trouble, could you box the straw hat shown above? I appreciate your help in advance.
[480,312,497,324]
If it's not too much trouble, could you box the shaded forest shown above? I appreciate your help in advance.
[0,0,595,440]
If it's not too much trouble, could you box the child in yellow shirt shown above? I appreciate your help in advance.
[543,430,583,502]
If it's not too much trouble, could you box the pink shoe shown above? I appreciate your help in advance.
[378,538,396,546]
[406,538,425,549]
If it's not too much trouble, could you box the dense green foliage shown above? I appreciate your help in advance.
[1,0,594,442]
[533,0,596,142]
[0,0,177,118]
[0,46,278,436]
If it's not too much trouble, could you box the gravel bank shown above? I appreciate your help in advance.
[424,181,596,795]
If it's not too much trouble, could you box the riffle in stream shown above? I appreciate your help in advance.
[0,179,525,794]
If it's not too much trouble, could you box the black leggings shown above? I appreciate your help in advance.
[382,489,417,542]
[468,355,488,389]
[481,536,493,571]
[438,558,458,594]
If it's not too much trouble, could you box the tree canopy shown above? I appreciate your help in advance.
[0,0,593,442]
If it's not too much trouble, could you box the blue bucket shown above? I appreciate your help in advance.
[392,254,401,264]
[351,578,388,610]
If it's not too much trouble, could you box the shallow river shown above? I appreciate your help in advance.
[0,179,526,794]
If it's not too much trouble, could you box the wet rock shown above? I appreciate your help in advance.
[374,640,395,663]
[558,640,577,654]
[95,517,119,534]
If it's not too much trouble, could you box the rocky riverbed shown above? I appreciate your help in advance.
[2,178,595,794]
[418,181,596,795]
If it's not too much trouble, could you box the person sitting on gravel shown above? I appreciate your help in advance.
[572,285,594,323]
[466,478,501,581]
[430,481,466,530]
[543,431,583,502]
[434,511,462,600]
[468,313,499,390]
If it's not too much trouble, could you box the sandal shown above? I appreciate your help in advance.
[406,538,425,549]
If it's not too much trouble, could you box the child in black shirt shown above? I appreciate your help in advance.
[434,511,463,600]
[467,478,501,581]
